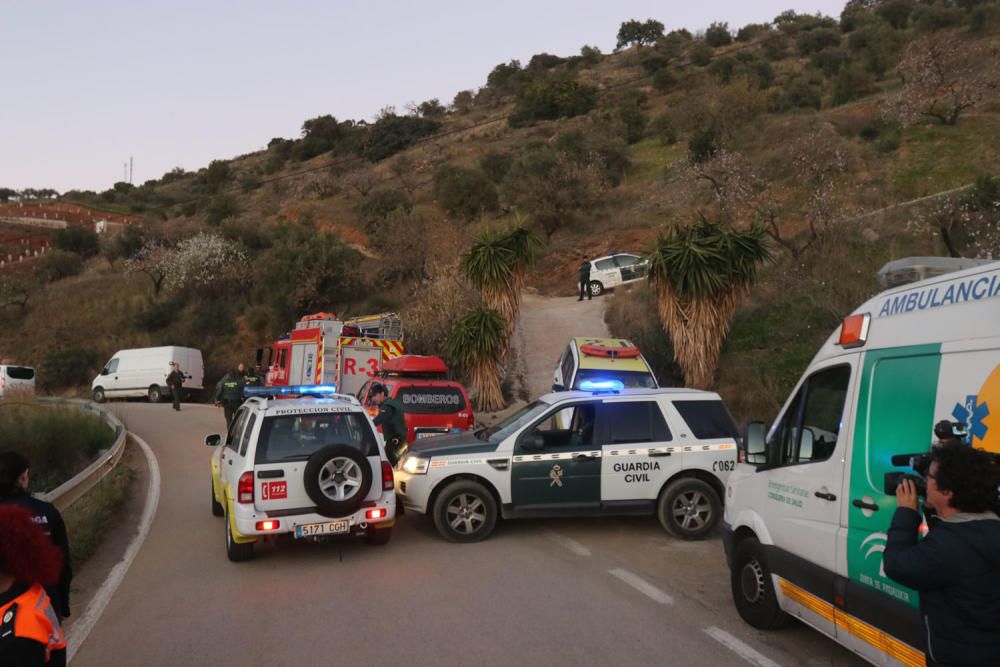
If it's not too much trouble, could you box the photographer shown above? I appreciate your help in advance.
[883,441,1000,666]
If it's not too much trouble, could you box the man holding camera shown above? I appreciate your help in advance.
[883,441,1000,666]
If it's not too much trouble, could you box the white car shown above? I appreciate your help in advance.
[583,252,648,296]
[0,364,35,397]
[395,386,739,542]
[207,386,396,561]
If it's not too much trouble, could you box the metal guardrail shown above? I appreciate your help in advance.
[35,398,128,512]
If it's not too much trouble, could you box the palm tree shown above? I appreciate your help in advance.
[444,307,507,411]
[460,225,540,347]
[647,217,772,389]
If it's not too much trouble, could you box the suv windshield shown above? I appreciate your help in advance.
[479,400,551,442]
[573,369,656,390]
[255,413,377,463]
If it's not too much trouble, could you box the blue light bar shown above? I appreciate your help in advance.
[579,379,624,392]
[244,384,337,398]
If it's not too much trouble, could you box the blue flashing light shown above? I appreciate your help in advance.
[579,379,625,392]
[244,384,338,398]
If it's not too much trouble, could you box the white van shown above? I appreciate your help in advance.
[0,365,36,397]
[92,346,204,403]
[724,258,1000,666]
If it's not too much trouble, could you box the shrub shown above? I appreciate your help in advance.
[418,98,446,118]
[811,47,849,76]
[205,195,240,226]
[748,61,776,89]
[708,57,736,84]
[40,348,98,390]
[913,3,965,31]
[361,115,441,161]
[876,0,916,29]
[52,226,100,258]
[649,113,678,144]
[356,188,412,229]
[553,128,632,186]
[452,90,475,113]
[640,52,668,74]
[689,41,714,66]
[605,285,684,387]
[847,23,903,75]
[688,123,722,163]
[771,75,824,111]
[131,298,181,332]
[433,165,499,221]
[968,2,1000,33]
[479,150,513,184]
[508,75,597,127]
[580,44,602,65]
[486,60,523,93]
[762,33,789,60]
[832,63,876,105]
[527,53,564,71]
[705,21,732,47]
[652,68,679,91]
[736,23,770,42]
[35,249,82,282]
[796,27,841,55]
[203,160,231,193]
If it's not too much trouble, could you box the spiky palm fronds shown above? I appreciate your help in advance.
[647,218,772,389]
[443,307,507,411]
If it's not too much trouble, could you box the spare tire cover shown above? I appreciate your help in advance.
[303,444,373,517]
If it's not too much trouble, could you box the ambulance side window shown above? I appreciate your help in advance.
[602,402,671,443]
[768,364,850,466]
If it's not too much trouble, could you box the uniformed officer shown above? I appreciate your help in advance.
[166,362,185,411]
[0,505,67,667]
[244,363,265,388]
[0,452,72,621]
[214,366,245,428]
[371,383,407,466]
[578,256,592,301]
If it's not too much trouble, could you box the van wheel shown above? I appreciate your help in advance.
[432,480,497,543]
[365,526,392,546]
[657,478,720,540]
[589,280,604,297]
[93,387,106,403]
[211,482,224,517]
[147,385,163,403]
[731,538,791,630]
[225,510,254,562]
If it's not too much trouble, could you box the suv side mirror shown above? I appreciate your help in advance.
[101,367,110,376]
[205,434,222,447]
[743,422,767,465]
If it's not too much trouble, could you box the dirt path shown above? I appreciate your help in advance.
[505,291,609,407]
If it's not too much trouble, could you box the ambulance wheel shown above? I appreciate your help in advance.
[589,280,604,296]
[225,510,254,562]
[433,480,497,543]
[658,478,720,540]
[211,482,224,517]
[731,538,790,630]
[92,387,106,403]
[147,385,163,403]
[304,444,372,518]
[365,526,393,546]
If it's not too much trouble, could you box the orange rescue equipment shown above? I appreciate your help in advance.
[382,355,448,375]
[579,343,642,359]
[0,583,66,661]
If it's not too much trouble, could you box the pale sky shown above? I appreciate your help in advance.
[1,1,846,193]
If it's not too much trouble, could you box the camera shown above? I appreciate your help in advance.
[934,419,968,443]
[884,471,927,496]
[885,452,933,496]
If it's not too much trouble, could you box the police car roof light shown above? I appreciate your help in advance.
[243,384,338,399]
[579,379,625,393]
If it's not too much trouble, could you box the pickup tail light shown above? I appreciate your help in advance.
[381,461,394,491]
[237,472,254,504]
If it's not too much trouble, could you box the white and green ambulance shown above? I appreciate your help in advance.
[724,259,1000,666]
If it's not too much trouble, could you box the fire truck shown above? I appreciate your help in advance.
[259,312,404,396]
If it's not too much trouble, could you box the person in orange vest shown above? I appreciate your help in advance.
[0,505,67,666]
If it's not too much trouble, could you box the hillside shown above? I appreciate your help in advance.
[1,1,999,420]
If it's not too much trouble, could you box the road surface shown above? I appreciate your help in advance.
[69,402,866,666]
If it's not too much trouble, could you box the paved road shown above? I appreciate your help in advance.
[70,403,866,667]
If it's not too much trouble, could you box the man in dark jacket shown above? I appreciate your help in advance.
[578,256,592,301]
[883,442,1000,666]
[166,362,185,411]
[214,366,245,428]
[371,383,407,466]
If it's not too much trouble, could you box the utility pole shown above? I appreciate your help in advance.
[123,162,128,183]
[129,156,134,184]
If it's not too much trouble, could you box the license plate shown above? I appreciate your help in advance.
[416,431,445,439]
[295,520,350,538]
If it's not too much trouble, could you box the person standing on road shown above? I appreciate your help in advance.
[578,256,592,301]
[243,362,264,388]
[214,366,245,429]
[0,505,67,667]
[371,383,406,466]
[0,452,72,623]
[883,442,1000,666]
[166,362,185,412]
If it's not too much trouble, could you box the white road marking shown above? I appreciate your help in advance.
[544,530,591,557]
[704,627,784,667]
[67,433,161,664]
[608,568,674,605]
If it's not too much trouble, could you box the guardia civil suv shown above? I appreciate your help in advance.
[395,385,739,542]
[207,386,396,562]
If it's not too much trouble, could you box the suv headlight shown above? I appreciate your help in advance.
[401,455,429,475]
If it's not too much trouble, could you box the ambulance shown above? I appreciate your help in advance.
[723,258,1000,666]
[261,312,404,397]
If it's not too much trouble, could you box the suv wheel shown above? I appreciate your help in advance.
[433,480,497,543]
[211,481,224,517]
[303,444,373,517]
[657,478,721,540]
[147,385,162,403]
[589,280,604,296]
[365,526,392,546]
[731,538,791,630]
[93,387,106,403]
[225,511,254,562]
